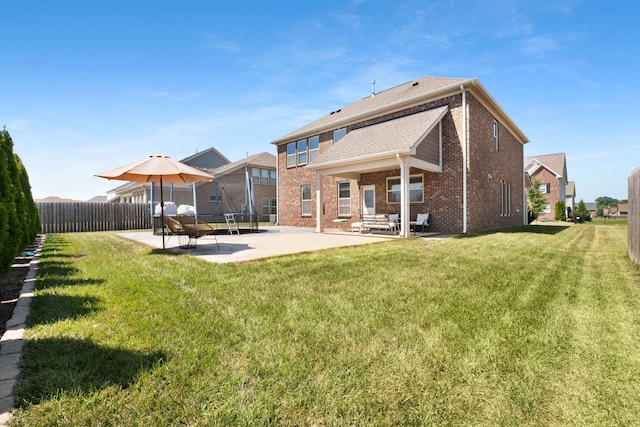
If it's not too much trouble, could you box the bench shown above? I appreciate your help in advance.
[352,213,398,234]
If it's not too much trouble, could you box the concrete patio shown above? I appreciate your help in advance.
[118,226,402,263]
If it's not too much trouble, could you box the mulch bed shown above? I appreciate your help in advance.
[0,241,39,336]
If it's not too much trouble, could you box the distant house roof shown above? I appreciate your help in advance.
[209,152,276,177]
[524,153,567,183]
[306,106,448,170]
[272,75,528,146]
[585,202,597,211]
[181,147,230,169]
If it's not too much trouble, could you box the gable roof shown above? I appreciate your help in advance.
[209,152,276,178]
[306,106,448,170]
[272,76,528,146]
[566,181,575,197]
[181,147,230,167]
[524,153,567,182]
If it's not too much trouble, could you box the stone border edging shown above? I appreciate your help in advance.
[0,236,45,426]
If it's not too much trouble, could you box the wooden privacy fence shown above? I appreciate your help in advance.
[37,202,152,233]
[630,166,640,264]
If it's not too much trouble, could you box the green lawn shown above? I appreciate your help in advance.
[10,222,640,426]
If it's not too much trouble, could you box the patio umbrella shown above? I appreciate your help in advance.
[96,154,213,248]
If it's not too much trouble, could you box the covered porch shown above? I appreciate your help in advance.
[305,105,448,238]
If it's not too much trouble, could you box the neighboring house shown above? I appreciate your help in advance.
[106,148,277,221]
[271,76,529,236]
[585,202,597,218]
[566,181,576,219]
[611,203,629,217]
[524,153,569,220]
[204,152,277,221]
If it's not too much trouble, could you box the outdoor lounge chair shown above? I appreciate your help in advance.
[162,216,187,246]
[175,215,220,249]
[409,213,430,234]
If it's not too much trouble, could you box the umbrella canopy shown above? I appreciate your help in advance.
[95,153,213,184]
[96,154,213,248]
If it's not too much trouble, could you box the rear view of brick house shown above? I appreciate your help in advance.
[272,76,530,237]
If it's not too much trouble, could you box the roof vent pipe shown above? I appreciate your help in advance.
[371,80,376,97]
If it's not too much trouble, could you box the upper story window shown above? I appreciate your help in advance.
[334,128,347,143]
[387,175,424,203]
[309,136,319,161]
[297,139,308,165]
[252,168,276,185]
[286,135,319,168]
[493,120,499,151]
[286,142,296,167]
[539,183,550,194]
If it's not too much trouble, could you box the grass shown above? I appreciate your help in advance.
[9,221,640,426]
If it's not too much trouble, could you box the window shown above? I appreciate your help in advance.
[334,128,347,143]
[309,136,319,161]
[539,183,550,194]
[297,139,307,165]
[287,142,296,167]
[252,168,276,185]
[287,135,319,167]
[261,198,277,215]
[301,185,312,216]
[501,180,511,216]
[387,175,424,203]
[337,181,351,216]
[543,203,551,214]
[493,120,499,151]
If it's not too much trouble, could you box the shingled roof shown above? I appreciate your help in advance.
[306,106,448,170]
[524,153,567,180]
[272,75,528,146]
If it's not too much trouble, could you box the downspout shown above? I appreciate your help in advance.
[460,85,468,234]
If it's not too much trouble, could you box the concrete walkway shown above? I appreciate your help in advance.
[118,226,397,263]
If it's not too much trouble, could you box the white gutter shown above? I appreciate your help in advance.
[461,85,468,234]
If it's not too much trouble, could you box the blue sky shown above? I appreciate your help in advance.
[2,0,638,202]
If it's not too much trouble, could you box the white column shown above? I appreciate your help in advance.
[400,158,410,237]
[315,172,323,232]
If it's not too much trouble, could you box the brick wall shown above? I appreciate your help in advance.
[466,94,525,231]
[532,168,560,220]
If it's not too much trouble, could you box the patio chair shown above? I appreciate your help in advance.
[409,213,430,235]
[162,216,187,246]
[176,215,220,249]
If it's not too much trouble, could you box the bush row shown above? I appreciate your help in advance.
[0,128,40,274]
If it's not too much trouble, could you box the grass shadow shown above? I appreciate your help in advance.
[14,337,166,406]
[26,294,102,325]
[459,224,571,238]
[36,260,79,280]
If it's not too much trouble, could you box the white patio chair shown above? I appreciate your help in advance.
[409,213,430,234]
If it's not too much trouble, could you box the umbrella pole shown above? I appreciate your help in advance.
[160,176,165,249]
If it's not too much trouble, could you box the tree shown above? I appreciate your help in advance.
[0,128,39,273]
[554,200,566,221]
[527,177,547,222]
[595,196,618,209]
[577,199,591,221]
